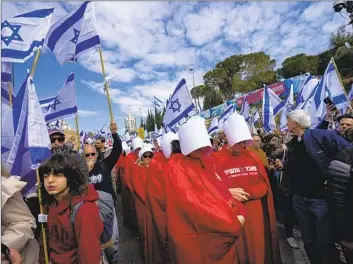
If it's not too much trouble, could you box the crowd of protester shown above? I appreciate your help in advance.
[1,107,353,264]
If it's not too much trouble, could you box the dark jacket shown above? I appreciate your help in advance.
[328,147,353,242]
[52,145,89,183]
[284,129,351,177]
[88,133,122,201]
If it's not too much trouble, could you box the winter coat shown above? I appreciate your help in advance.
[2,176,39,264]
[328,147,353,242]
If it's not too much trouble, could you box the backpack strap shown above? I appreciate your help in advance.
[69,201,85,229]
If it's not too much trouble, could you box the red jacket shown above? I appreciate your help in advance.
[47,184,103,264]
[166,154,244,264]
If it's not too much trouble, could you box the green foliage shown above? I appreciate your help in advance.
[154,107,163,129]
[203,52,276,102]
[190,85,205,110]
[146,109,155,132]
[88,132,94,138]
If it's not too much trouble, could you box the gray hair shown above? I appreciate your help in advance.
[287,109,311,129]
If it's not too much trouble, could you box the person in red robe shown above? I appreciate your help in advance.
[217,112,281,264]
[121,137,143,231]
[165,116,246,264]
[131,145,155,261]
[145,132,179,264]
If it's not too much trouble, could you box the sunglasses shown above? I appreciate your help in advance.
[50,137,65,143]
[143,154,153,159]
[85,152,96,157]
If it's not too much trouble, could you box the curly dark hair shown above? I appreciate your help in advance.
[38,153,87,206]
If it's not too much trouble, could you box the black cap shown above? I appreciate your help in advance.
[337,114,353,123]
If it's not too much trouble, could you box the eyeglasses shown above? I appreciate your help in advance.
[85,153,96,157]
[50,137,65,143]
[143,154,153,159]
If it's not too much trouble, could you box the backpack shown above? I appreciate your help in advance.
[69,190,115,249]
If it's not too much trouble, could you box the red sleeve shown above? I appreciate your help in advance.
[75,202,103,264]
[245,178,268,200]
[244,151,270,200]
[167,162,243,236]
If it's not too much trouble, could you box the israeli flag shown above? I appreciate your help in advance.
[45,1,101,65]
[4,76,51,196]
[1,62,15,106]
[163,79,195,130]
[40,73,77,123]
[262,86,277,133]
[208,117,219,135]
[295,75,319,110]
[253,109,260,124]
[2,74,29,165]
[2,8,54,63]
[239,96,251,122]
[218,104,234,131]
[154,96,164,109]
[279,83,294,131]
[324,59,350,112]
[348,84,353,101]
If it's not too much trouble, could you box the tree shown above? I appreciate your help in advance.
[202,85,224,110]
[88,132,94,138]
[330,31,353,80]
[146,109,155,132]
[154,107,163,129]
[139,117,145,129]
[190,85,205,110]
[277,53,311,78]
[204,52,276,101]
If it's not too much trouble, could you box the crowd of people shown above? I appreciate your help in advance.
[1,108,353,264]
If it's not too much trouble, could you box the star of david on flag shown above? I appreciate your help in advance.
[163,79,195,131]
[45,1,101,65]
[2,8,54,63]
[40,73,77,123]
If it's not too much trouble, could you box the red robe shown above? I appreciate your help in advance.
[216,149,281,264]
[131,162,150,259]
[165,154,244,264]
[145,156,171,264]
[121,152,138,230]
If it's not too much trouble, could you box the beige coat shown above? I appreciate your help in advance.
[2,176,39,264]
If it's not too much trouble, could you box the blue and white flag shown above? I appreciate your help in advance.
[45,1,101,65]
[5,76,51,196]
[262,86,277,133]
[239,96,251,122]
[208,117,219,135]
[295,75,319,110]
[324,59,350,112]
[348,84,353,101]
[218,104,234,131]
[253,109,260,124]
[1,62,15,106]
[40,73,77,123]
[280,82,294,131]
[2,74,28,164]
[2,8,54,63]
[163,79,195,130]
[154,96,164,109]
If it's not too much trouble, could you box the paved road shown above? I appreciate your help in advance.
[115,194,310,264]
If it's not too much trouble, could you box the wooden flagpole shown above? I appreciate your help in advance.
[76,115,81,150]
[36,169,49,264]
[30,49,41,77]
[98,48,114,122]
[30,49,50,264]
[8,82,13,107]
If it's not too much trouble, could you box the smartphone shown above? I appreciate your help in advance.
[324,97,338,111]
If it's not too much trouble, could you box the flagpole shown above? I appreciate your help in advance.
[75,115,81,150]
[8,82,13,108]
[332,57,353,110]
[98,48,114,122]
[30,49,41,77]
[36,169,50,264]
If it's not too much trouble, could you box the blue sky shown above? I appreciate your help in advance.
[2,1,350,133]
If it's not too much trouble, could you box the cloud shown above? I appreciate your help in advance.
[78,110,99,117]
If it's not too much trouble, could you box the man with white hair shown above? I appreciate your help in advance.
[275,109,351,264]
